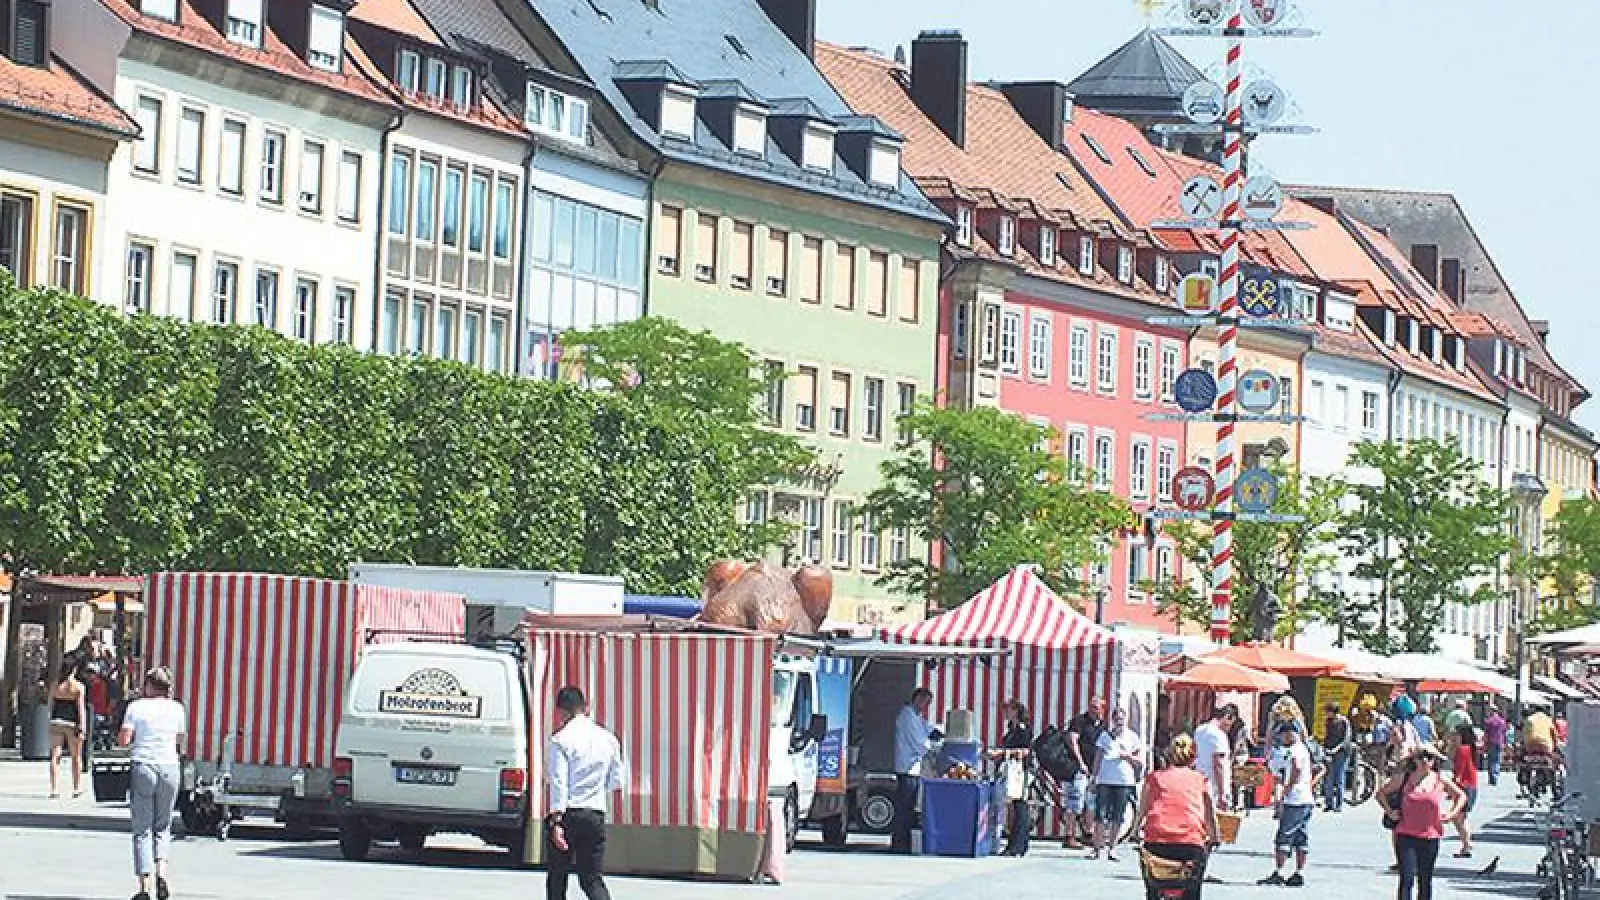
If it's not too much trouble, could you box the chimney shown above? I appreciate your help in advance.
[999,81,1072,152]
[911,30,967,148]
[756,0,816,59]
[1409,244,1440,288]
[1440,258,1462,303]
[1532,319,1550,346]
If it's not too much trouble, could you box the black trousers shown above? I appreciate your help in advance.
[547,809,610,900]
[891,774,920,852]
[1396,834,1440,900]
[1004,798,1031,856]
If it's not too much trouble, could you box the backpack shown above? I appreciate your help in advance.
[1033,724,1075,780]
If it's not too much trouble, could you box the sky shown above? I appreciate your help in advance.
[815,0,1600,432]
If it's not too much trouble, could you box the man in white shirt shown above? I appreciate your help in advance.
[1259,725,1315,887]
[547,686,626,900]
[1193,703,1237,809]
[891,688,938,853]
[1089,708,1144,861]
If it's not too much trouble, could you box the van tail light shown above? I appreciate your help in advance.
[332,756,354,800]
[499,768,527,814]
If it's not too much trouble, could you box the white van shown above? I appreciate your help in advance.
[332,641,531,861]
[771,654,826,850]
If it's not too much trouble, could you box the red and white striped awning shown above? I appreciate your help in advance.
[887,566,1119,650]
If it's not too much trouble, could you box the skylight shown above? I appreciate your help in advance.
[1081,133,1112,165]
[1128,147,1157,178]
[725,34,751,59]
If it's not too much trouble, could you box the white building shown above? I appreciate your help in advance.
[58,0,397,349]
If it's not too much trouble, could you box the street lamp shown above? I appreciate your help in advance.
[1510,473,1548,724]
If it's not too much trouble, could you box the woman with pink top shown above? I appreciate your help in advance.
[1379,746,1466,900]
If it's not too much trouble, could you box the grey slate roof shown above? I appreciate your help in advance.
[1068,29,1205,109]
[520,0,945,224]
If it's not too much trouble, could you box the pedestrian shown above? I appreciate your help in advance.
[993,700,1034,857]
[1380,746,1466,900]
[1089,707,1145,862]
[1193,704,1237,809]
[1321,703,1353,814]
[1443,699,1471,734]
[119,667,186,900]
[46,662,87,799]
[1259,725,1314,887]
[891,688,937,854]
[1450,724,1478,858]
[546,685,626,900]
[1411,702,1437,748]
[1062,697,1108,850]
[1388,697,1422,769]
[1131,735,1219,900]
[1481,708,1507,786]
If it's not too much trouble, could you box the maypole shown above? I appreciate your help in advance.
[1210,1,1246,645]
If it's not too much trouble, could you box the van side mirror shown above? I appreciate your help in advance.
[807,713,828,743]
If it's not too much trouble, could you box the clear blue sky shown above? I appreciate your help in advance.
[817,0,1600,431]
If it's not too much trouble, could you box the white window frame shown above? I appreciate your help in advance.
[1068,324,1090,389]
[801,497,824,564]
[1093,430,1115,489]
[450,66,474,108]
[124,241,153,314]
[212,260,238,324]
[307,4,345,72]
[333,285,354,344]
[1157,441,1176,501]
[1159,341,1179,403]
[955,206,973,247]
[1039,226,1056,266]
[952,301,970,360]
[863,376,885,442]
[1133,337,1154,402]
[425,58,448,100]
[979,303,1000,364]
[1155,256,1169,292]
[830,500,854,569]
[254,268,279,328]
[260,129,286,204]
[294,278,317,343]
[1130,437,1151,500]
[337,150,362,224]
[299,140,325,214]
[169,250,197,321]
[1362,390,1380,433]
[141,0,178,20]
[176,107,204,185]
[1096,326,1118,395]
[218,119,246,195]
[226,0,264,48]
[888,525,909,565]
[999,309,1022,374]
[133,95,162,174]
[1066,427,1089,471]
[1027,311,1051,380]
[398,49,421,93]
[1078,235,1095,275]
[1117,244,1134,284]
[998,215,1016,256]
[859,511,881,572]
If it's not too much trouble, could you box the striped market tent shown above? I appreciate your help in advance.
[885,566,1159,838]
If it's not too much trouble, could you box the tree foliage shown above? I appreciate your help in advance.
[864,403,1133,611]
[1340,439,1513,653]
[0,279,798,596]
[1539,496,1600,603]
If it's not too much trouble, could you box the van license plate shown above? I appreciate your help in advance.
[394,766,457,786]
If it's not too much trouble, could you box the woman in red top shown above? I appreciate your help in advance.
[1380,747,1466,900]
[1451,723,1479,858]
[1131,735,1219,900]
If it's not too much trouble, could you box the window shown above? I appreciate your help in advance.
[142,0,178,22]
[897,258,920,323]
[998,215,1016,255]
[955,206,973,246]
[745,491,769,525]
[133,96,162,174]
[831,501,854,568]
[801,123,834,171]
[801,498,824,563]
[212,262,237,323]
[488,315,508,371]
[864,251,888,316]
[889,526,910,565]
[226,0,263,46]
[761,227,788,296]
[467,173,489,255]
[124,242,153,314]
[386,155,413,236]
[450,66,473,108]
[217,119,246,195]
[260,130,285,203]
[729,221,754,290]
[525,82,589,143]
[337,151,362,223]
[1333,384,1351,431]
[1155,256,1169,293]
[1096,328,1118,394]
[1307,379,1325,425]
[175,107,204,184]
[1028,312,1052,380]
[1040,227,1056,266]
[1159,343,1179,403]
[896,382,916,444]
[333,286,354,344]
[655,205,682,274]
[0,193,34,285]
[9,0,46,65]
[415,158,437,241]
[462,308,481,366]
[863,377,884,442]
[51,204,87,293]
[492,178,514,262]
[832,245,855,309]
[435,304,457,359]
[1117,245,1134,284]
[253,269,278,327]
[953,301,970,360]
[425,58,448,100]
[733,105,766,155]
[799,237,823,303]
[999,309,1022,373]
[1130,438,1151,499]
[1157,443,1176,501]
[397,49,421,93]
[1069,325,1090,388]
[1093,432,1114,488]
[1078,235,1094,275]
[299,141,325,213]
[829,372,852,436]
[407,298,428,354]
[762,360,785,426]
[168,251,196,320]
[1134,339,1154,401]
[1155,545,1174,585]
[1128,544,1148,600]
[381,291,401,354]
[660,86,697,139]
[1066,429,1088,470]
[294,279,317,342]
[307,4,344,71]
[441,166,463,247]
[694,214,717,282]
[860,511,880,571]
[794,365,817,431]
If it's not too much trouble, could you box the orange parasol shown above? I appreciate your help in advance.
[1167,659,1291,693]
[1203,642,1347,678]
[1417,679,1501,696]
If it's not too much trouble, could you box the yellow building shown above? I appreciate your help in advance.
[1183,328,1310,474]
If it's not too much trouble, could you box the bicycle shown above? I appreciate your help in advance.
[1536,792,1592,900]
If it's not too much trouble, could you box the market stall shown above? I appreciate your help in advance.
[1164,658,1288,738]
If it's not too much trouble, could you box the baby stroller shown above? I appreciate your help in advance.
[1140,848,1208,900]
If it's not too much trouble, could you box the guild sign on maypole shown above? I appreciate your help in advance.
[1148,0,1317,645]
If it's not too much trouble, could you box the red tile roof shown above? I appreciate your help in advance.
[1154,148,1316,280]
[104,0,394,107]
[0,54,136,137]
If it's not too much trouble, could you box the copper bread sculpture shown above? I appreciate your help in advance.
[699,559,833,635]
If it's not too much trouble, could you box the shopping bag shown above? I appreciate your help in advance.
[1003,759,1027,801]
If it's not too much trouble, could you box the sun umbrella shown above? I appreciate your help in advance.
[1167,659,1291,693]
[1203,642,1348,678]
[1416,679,1501,696]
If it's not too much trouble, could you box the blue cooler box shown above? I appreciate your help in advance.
[920,778,1004,858]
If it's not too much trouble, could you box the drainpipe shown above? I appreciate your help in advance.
[371,109,405,353]
[515,137,539,377]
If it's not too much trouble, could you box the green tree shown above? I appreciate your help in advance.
[864,404,1132,611]
[1341,439,1513,653]
[1539,496,1600,605]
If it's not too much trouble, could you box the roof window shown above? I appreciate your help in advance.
[1081,133,1112,165]
[7,0,48,66]
[306,4,345,72]
[141,0,178,22]
[661,84,698,139]
[801,121,835,172]
[725,34,751,59]
[225,0,263,48]
[526,82,588,143]
[1128,147,1157,178]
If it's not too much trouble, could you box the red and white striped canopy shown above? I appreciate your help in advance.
[887,566,1120,650]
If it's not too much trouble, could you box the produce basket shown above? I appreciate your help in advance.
[1216,810,1243,845]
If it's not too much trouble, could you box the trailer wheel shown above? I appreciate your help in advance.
[820,814,848,848]
[397,827,427,856]
[338,820,372,862]
[858,789,896,835]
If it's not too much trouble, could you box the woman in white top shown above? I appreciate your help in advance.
[119,667,187,900]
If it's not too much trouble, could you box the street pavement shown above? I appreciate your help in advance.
[0,756,1564,900]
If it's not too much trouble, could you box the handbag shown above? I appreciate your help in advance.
[1003,759,1027,801]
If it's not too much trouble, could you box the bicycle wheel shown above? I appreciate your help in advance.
[1346,762,1377,807]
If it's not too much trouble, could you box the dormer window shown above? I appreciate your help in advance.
[867,138,900,188]
[450,66,474,108]
[1406,319,1420,355]
[998,215,1016,256]
[1429,327,1443,363]
[1117,245,1134,284]
[226,0,263,48]
[1324,293,1355,332]
[306,4,345,72]
[6,0,48,66]
[1383,309,1396,345]
[955,206,973,247]
[1039,227,1056,266]
[397,49,421,92]
[801,122,834,172]
[1493,339,1505,375]
[1452,336,1466,370]
[142,0,178,22]
[424,58,447,100]
[525,83,588,143]
[1154,256,1169,292]
[660,85,697,140]
[733,104,766,155]
[1078,235,1095,275]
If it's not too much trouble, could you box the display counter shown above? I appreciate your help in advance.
[919,777,1004,858]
